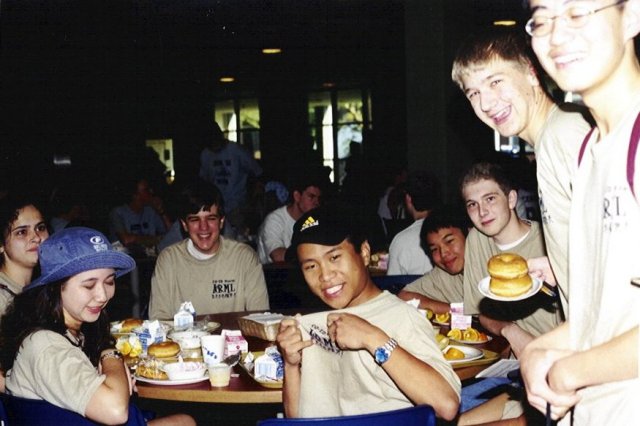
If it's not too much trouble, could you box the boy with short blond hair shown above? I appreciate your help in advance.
[452,27,591,312]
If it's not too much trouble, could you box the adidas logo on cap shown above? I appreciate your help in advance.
[300,216,319,232]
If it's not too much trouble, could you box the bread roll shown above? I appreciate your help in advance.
[120,318,143,332]
[487,253,532,297]
[147,341,181,358]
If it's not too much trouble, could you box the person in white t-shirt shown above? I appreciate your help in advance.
[386,170,441,275]
[256,177,322,264]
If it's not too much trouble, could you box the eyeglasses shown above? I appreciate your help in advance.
[525,0,628,37]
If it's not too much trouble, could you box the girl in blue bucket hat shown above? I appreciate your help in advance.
[0,227,194,425]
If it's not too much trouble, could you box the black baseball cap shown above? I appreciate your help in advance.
[286,207,358,262]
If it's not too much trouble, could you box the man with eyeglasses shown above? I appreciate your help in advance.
[451,27,591,316]
[520,1,640,424]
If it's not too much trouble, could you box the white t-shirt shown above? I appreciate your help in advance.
[256,205,295,264]
[387,219,433,275]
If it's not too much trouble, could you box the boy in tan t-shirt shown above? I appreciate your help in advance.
[277,207,460,420]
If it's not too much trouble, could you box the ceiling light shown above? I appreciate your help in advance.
[262,48,282,54]
[493,20,516,26]
[219,77,235,83]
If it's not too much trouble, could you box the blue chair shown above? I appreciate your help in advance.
[0,396,8,426]
[0,392,147,426]
[256,405,436,426]
[371,274,422,294]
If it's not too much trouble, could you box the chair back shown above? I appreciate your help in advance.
[0,395,8,426]
[257,405,436,426]
[0,393,147,426]
[371,274,422,294]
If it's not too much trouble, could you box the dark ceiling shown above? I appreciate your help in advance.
[0,0,529,180]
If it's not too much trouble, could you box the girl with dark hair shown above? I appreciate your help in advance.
[0,196,49,318]
[0,227,194,425]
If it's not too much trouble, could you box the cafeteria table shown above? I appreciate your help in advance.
[135,311,510,403]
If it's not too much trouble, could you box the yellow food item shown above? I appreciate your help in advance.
[463,328,480,342]
[447,328,462,340]
[444,347,465,360]
[425,309,434,320]
[434,312,450,323]
[116,335,143,358]
[117,340,132,356]
[435,334,449,350]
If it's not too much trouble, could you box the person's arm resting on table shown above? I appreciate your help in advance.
[479,315,534,358]
[85,349,131,425]
[397,290,450,314]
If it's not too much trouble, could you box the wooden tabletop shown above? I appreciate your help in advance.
[135,311,510,403]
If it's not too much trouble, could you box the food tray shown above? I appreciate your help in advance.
[238,314,284,341]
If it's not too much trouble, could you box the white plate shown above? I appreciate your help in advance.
[478,275,543,302]
[135,374,209,386]
[432,320,450,326]
[443,345,483,364]
[450,335,493,345]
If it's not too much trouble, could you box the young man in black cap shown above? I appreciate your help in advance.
[276,207,460,420]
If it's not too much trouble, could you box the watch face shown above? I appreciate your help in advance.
[375,347,389,365]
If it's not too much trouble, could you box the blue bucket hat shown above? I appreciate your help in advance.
[25,227,136,290]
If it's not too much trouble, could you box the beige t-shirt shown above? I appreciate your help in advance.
[0,271,22,321]
[402,267,464,304]
[149,237,269,319]
[562,104,640,425]
[296,291,460,417]
[535,104,592,313]
[462,221,561,337]
[5,330,105,416]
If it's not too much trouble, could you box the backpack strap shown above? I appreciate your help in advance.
[577,127,595,167]
[627,112,640,197]
[577,112,640,197]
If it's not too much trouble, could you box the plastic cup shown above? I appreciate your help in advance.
[200,335,225,365]
[208,363,232,387]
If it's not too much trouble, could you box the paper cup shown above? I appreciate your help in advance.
[200,334,225,365]
[208,363,232,387]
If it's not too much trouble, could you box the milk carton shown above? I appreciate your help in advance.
[221,329,248,357]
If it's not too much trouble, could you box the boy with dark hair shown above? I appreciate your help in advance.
[460,162,561,358]
[256,176,322,264]
[277,207,460,420]
[149,182,268,319]
[386,170,441,275]
[452,27,591,312]
[521,1,640,423]
[397,205,470,314]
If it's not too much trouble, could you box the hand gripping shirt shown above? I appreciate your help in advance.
[296,291,460,417]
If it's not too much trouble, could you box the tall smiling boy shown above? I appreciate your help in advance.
[451,28,592,312]
[277,207,460,420]
[520,1,640,423]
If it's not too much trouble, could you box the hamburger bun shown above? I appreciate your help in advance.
[147,341,181,359]
[120,318,143,332]
[487,253,532,297]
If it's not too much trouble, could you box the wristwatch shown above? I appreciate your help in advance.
[374,338,398,365]
[100,349,123,362]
